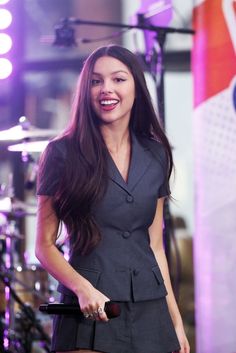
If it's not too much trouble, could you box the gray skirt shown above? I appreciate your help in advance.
[51,294,180,353]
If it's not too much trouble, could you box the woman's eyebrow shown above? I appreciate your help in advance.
[92,70,129,76]
[111,70,129,75]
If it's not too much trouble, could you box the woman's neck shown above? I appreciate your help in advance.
[100,125,131,154]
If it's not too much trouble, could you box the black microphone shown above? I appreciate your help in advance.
[39,301,121,319]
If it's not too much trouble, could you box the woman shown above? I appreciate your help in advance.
[35,44,190,353]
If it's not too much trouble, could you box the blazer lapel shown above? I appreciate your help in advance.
[106,150,130,193]
[107,132,152,193]
[128,133,152,191]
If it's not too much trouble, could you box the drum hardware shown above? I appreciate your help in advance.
[1,207,22,351]
[2,269,51,303]
[0,119,53,351]
[8,139,46,194]
[0,116,58,142]
[0,196,37,218]
[0,221,51,352]
[0,232,24,241]
[0,171,36,217]
[8,140,49,153]
[0,272,51,353]
[0,228,51,352]
[0,117,55,194]
[0,178,50,352]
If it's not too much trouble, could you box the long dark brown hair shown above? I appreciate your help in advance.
[41,44,173,255]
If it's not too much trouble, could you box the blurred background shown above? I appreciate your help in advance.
[0,0,235,352]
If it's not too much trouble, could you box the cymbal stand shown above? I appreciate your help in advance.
[0,271,51,353]
[1,220,20,352]
[0,174,15,351]
[0,174,24,351]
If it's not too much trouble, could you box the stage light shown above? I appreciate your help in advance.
[0,1,13,79]
[0,0,10,4]
[0,9,12,29]
[0,33,12,54]
[0,58,12,79]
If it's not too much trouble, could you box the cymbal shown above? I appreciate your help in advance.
[8,140,49,153]
[0,232,24,240]
[0,196,36,217]
[0,124,58,141]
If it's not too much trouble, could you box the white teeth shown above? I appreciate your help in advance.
[100,100,118,105]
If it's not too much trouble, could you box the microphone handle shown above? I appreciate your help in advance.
[39,301,121,319]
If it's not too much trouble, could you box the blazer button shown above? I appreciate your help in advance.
[133,269,139,276]
[122,231,131,239]
[126,195,134,203]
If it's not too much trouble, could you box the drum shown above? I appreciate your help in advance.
[0,212,8,313]
[0,264,51,312]
[0,281,5,313]
[14,264,51,309]
[0,264,53,351]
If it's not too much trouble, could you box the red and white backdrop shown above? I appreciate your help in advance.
[192,0,236,352]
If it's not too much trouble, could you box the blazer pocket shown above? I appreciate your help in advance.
[152,265,165,284]
[132,265,168,302]
[57,267,101,296]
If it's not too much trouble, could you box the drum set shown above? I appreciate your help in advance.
[0,118,59,353]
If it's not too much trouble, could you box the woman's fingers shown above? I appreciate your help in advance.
[83,312,90,319]
[79,287,110,322]
[97,305,108,321]
[82,304,108,322]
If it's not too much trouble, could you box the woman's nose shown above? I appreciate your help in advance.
[101,80,113,93]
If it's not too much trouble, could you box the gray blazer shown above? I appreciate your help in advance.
[37,132,170,303]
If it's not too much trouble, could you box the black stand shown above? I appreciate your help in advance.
[147,27,172,266]
[54,17,194,47]
[59,17,194,35]
[0,271,51,353]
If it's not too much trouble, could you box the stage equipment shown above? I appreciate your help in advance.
[0,117,56,194]
[0,0,13,79]
[52,17,194,48]
[53,18,77,47]
[0,196,36,218]
[8,140,49,153]
[0,175,50,352]
[0,117,58,141]
[137,0,173,80]
[0,272,51,353]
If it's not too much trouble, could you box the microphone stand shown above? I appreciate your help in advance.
[135,17,187,292]
[54,17,194,46]
[59,17,195,35]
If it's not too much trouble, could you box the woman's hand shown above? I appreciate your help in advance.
[77,282,110,322]
[175,324,190,353]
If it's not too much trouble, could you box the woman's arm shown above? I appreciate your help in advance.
[35,195,109,320]
[148,197,190,353]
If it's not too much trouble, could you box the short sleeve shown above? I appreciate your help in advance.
[158,175,170,198]
[157,144,171,198]
[141,136,171,199]
[37,139,66,196]
[157,143,171,198]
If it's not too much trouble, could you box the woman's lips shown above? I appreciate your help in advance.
[99,99,119,111]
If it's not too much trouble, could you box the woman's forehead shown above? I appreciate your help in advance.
[92,56,131,76]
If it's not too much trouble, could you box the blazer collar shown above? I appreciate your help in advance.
[107,132,152,193]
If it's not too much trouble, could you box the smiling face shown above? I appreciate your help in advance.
[90,56,135,127]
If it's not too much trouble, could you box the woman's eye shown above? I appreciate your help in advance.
[91,79,101,85]
[114,78,126,83]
